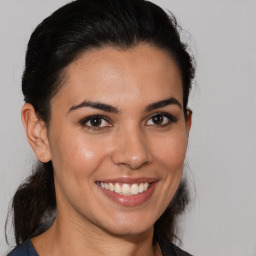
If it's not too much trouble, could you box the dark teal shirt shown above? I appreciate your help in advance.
[8,240,38,256]
[8,238,192,256]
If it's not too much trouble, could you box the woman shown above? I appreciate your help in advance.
[7,0,195,255]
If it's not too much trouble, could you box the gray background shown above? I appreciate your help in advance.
[0,0,255,255]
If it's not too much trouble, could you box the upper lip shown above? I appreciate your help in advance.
[96,177,158,184]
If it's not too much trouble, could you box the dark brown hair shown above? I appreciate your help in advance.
[8,0,195,245]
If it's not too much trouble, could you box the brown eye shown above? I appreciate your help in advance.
[89,117,103,127]
[151,114,164,125]
[146,113,177,126]
[80,115,111,129]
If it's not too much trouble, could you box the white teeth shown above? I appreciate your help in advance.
[122,184,130,196]
[109,183,114,191]
[131,184,139,195]
[100,182,150,196]
[115,183,122,193]
[139,183,144,193]
[144,183,149,190]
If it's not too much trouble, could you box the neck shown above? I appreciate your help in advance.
[32,214,162,256]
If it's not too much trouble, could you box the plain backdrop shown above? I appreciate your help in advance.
[0,0,255,255]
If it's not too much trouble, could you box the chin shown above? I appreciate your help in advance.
[101,212,156,237]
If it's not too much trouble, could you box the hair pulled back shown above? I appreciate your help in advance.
[10,0,195,245]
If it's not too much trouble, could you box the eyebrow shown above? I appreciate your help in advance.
[68,101,119,113]
[68,97,182,114]
[145,97,182,112]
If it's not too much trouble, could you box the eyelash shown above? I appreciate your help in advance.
[79,112,178,130]
[79,115,111,130]
[146,112,178,127]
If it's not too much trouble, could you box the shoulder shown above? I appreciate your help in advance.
[172,244,193,256]
[7,240,38,256]
[158,235,193,256]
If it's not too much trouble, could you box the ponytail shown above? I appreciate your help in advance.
[11,161,56,244]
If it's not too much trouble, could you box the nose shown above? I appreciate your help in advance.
[111,127,153,170]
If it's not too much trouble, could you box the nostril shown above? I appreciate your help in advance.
[111,132,153,169]
[115,155,151,170]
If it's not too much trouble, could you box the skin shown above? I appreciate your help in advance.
[22,44,191,256]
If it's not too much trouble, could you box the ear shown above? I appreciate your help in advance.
[185,108,192,137]
[21,103,51,163]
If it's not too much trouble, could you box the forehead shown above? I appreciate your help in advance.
[52,44,183,110]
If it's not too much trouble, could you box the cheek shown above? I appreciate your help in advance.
[50,133,108,180]
[147,132,187,221]
[50,135,109,210]
[153,132,187,172]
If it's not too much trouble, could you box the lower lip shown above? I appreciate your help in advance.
[97,182,157,207]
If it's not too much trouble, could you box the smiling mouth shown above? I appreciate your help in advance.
[97,182,151,196]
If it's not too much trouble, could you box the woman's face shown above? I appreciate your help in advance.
[46,44,191,237]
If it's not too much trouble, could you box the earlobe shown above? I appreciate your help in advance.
[21,103,52,163]
[186,109,192,136]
